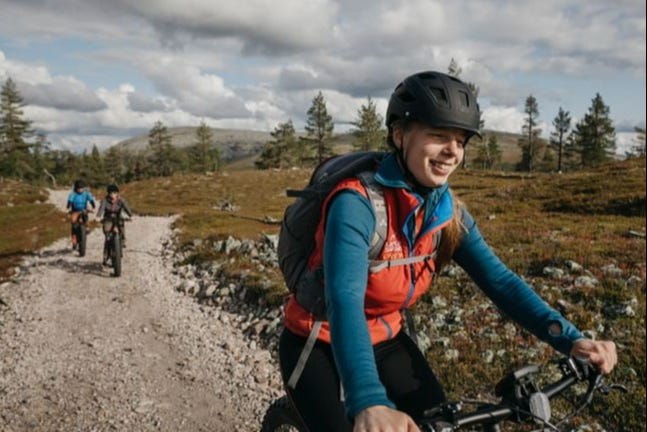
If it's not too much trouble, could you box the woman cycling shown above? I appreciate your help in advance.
[66,179,96,250]
[96,184,132,265]
[278,71,617,432]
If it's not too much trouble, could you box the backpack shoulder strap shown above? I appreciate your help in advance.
[357,171,387,259]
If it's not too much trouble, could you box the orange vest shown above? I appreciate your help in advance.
[284,177,453,345]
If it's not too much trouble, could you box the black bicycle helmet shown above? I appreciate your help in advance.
[107,184,119,193]
[386,71,481,140]
[74,179,86,190]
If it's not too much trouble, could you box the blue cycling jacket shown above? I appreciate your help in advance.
[67,190,96,212]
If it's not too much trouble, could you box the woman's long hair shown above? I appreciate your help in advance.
[435,190,468,271]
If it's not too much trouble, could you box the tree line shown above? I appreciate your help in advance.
[256,59,645,172]
[516,93,645,172]
[2,65,645,189]
[0,77,221,188]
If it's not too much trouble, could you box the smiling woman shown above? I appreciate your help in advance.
[275,70,619,432]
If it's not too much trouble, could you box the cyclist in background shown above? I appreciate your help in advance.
[66,179,96,250]
[278,71,618,432]
[96,184,132,265]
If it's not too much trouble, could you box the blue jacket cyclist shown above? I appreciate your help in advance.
[66,179,96,249]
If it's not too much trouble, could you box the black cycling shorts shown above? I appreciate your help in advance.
[279,327,446,432]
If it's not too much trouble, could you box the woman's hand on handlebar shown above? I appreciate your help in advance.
[354,405,420,432]
[570,339,618,374]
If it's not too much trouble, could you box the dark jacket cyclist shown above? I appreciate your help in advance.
[278,71,618,432]
[96,184,132,264]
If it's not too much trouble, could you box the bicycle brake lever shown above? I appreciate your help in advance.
[584,374,604,405]
[598,383,629,395]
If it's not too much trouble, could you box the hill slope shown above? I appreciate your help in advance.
[111,127,526,169]
[114,127,271,163]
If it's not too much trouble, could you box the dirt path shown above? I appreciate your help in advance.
[0,190,278,431]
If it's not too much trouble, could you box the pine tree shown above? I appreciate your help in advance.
[189,121,220,172]
[148,120,175,177]
[631,126,646,157]
[103,146,130,183]
[305,91,334,165]
[474,135,502,169]
[447,58,462,77]
[85,144,107,185]
[32,133,51,184]
[563,130,582,170]
[550,107,571,172]
[517,95,542,171]
[0,77,35,179]
[351,97,386,151]
[572,93,616,167]
[256,120,298,169]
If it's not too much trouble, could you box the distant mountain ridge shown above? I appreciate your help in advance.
[114,127,272,162]
[113,126,528,168]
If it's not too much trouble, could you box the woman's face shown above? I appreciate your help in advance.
[392,123,466,187]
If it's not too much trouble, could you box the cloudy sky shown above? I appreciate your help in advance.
[0,0,645,154]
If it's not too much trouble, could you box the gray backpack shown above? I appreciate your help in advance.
[277,151,389,319]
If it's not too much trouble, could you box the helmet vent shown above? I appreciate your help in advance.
[458,90,470,107]
[429,87,448,104]
[398,90,415,103]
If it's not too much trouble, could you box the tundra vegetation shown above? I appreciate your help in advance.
[126,156,644,430]
[1,68,646,429]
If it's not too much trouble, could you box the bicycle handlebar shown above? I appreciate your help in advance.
[418,357,616,431]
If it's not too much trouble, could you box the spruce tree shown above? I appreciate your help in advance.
[631,126,645,157]
[0,77,35,179]
[86,144,107,185]
[517,95,542,171]
[447,58,462,77]
[32,133,51,184]
[305,91,334,165]
[351,97,386,151]
[474,135,502,169]
[572,93,616,166]
[103,146,130,183]
[256,120,298,169]
[550,107,571,172]
[148,120,175,177]
[189,121,220,172]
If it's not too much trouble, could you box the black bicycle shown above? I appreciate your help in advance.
[103,217,128,277]
[260,357,626,432]
[71,210,91,257]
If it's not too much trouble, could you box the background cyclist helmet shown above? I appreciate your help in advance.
[107,184,119,194]
[386,71,482,147]
[74,179,86,190]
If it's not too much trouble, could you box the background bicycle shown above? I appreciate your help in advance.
[70,209,91,257]
[103,217,128,277]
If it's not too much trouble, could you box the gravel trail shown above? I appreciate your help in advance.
[0,189,280,431]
